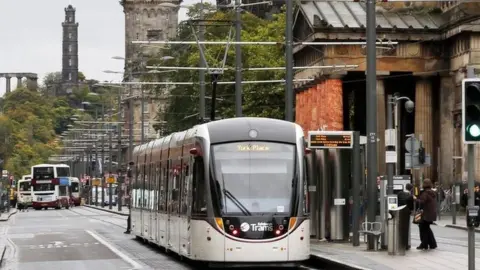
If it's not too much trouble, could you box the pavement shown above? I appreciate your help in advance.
[82,204,129,216]
[309,218,480,270]
[0,209,18,222]
[0,206,196,270]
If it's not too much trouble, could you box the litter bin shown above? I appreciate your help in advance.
[387,205,409,255]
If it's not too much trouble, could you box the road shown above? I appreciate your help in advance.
[0,207,195,270]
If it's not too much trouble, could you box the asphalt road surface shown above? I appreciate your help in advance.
[0,207,195,270]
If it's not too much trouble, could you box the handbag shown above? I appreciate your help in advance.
[413,209,423,224]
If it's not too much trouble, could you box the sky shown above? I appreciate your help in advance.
[0,0,215,96]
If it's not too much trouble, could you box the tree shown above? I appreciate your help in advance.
[145,4,287,134]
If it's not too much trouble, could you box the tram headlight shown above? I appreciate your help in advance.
[232,229,239,236]
[275,230,281,235]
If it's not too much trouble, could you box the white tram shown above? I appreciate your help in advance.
[131,117,310,267]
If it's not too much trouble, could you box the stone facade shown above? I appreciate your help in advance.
[121,0,180,145]
[293,1,480,184]
[61,5,79,95]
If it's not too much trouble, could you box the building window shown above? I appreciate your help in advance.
[68,73,72,81]
[143,122,150,135]
[68,16,73,22]
[142,101,149,113]
[136,33,140,40]
[69,59,72,67]
[69,45,72,52]
[68,33,72,39]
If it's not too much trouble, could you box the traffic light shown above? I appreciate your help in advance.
[418,146,425,164]
[462,78,480,143]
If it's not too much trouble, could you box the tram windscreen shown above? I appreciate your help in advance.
[212,142,295,215]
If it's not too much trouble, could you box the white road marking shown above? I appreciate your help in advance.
[85,230,143,270]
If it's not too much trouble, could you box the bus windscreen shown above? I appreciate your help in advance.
[33,167,54,180]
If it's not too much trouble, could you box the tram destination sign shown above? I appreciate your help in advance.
[308,131,354,149]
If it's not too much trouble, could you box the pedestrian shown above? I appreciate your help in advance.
[397,183,414,250]
[124,162,133,234]
[414,179,437,250]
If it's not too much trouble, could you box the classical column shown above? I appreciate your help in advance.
[17,77,23,89]
[5,76,11,93]
[377,79,386,176]
[439,75,455,184]
[27,77,38,91]
[414,77,434,181]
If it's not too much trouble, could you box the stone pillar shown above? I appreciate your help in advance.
[377,79,386,176]
[414,77,434,181]
[27,77,38,91]
[5,76,11,93]
[17,77,23,89]
[439,75,455,185]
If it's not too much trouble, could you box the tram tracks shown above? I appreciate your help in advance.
[68,207,127,229]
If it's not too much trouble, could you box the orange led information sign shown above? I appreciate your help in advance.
[308,131,353,149]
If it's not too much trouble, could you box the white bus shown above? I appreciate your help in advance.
[70,177,81,206]
[31,164,71,210]
[17,175,32,209]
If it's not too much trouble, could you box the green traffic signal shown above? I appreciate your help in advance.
[464,79,480,142]
[467,124,480,138]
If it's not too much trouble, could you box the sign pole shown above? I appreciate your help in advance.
[352,131,361,246]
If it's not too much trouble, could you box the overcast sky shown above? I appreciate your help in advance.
[0,0,215,96]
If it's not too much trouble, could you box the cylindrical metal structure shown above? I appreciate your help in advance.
[101,104,105,208]
[199,0,206,122]
[366,0,378,250]
[285,0,294,121]
[330,149,345,241]
[117,87,123,212]
[235,0,242,117]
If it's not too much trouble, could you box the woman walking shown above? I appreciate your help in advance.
[414,179,438,250]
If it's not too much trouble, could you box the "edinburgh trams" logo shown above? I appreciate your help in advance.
[240,222,273,232]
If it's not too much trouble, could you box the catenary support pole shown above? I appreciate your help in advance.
[366,0,378,250]
[199,0,206,122]
[235,0,242,117]
[285,0,294,122]
[108,115,113,210]
[117,87,123,212]
[101,104,105,208]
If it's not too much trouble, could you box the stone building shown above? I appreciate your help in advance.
[293,1,480,184]
[61,5,79,95]
[120,0,180,147]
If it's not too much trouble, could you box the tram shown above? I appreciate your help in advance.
[131,117,310,267]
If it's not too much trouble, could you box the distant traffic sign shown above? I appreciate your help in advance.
[92,179,101,186]
[308,131,353,149]
[107,177,116,184]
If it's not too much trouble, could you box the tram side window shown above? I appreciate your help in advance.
[171,163,180,214]
[159,166,166,212]
[303,157,310,214]
[136,165,142,209]
[59,186,67,196]
[143,165,149,209]
[180,163,189,215]
[154,165,159,211]
[192,157,207,215]
[150,164,155,211]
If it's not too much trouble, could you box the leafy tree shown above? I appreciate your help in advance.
[145,4,286,134]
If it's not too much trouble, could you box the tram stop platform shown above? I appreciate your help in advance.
[309,223,480,270]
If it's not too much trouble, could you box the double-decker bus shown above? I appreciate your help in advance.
[70,177,81,206]
[131,117,310,268]
[31,164,71,210]
[17,175,32,209]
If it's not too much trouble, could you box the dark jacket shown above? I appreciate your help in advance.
[397,190,414,211]
[416,189,437,222]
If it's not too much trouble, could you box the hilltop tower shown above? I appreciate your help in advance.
[121,0,181,145]
[61,5,79,95]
